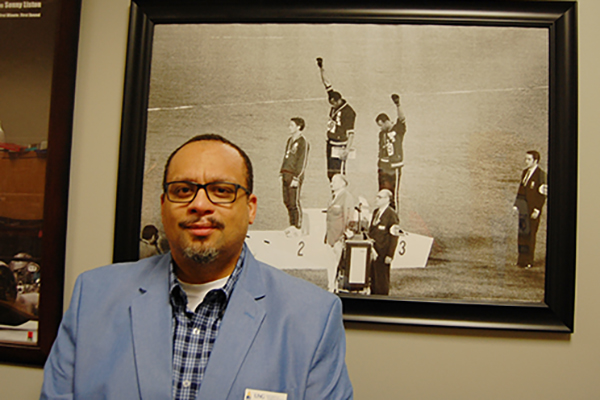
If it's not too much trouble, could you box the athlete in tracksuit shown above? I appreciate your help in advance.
[375,94,407,213]
[280,117,310,230]
[316,57,356,181]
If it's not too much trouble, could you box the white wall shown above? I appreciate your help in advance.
[2,0,600,398]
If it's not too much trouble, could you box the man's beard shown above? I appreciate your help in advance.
[178,216,224,264]
[182,246,219,265]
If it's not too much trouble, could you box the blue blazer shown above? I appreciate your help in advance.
[41,249,353,400]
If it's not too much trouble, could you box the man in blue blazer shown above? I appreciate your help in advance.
[41,134,353,400]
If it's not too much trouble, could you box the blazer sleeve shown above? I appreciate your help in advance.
[40,275,83,400]
[304,297,353,400]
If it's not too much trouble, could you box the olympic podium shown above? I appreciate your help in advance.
[246,209,433,271]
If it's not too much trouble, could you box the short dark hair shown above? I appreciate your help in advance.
[328,90,342,102]
[162,134,254,193]
[290,117,305,131]
[375,113,391,124]
[527,150,541,163]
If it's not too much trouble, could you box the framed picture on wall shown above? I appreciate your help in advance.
[0,0,81,365]
[114,0,577,332]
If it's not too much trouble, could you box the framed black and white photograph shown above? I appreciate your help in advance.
[0,0,81,365]
[114,0,577,332]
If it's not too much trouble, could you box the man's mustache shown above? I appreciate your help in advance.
[178,217,225,230]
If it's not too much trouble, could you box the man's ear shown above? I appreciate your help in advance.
[247,193,258,225]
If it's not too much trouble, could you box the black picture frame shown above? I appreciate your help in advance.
[0,0,81,365]
[114,0,577,333]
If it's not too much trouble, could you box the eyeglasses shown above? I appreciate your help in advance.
[163,181,251,205]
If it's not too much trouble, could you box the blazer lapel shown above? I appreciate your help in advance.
[198,252,266,399]
[130,255,173,400]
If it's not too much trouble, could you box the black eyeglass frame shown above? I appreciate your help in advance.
[163,180,251,205]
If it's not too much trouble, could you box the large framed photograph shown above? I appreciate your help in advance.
[0,0,81,365]
[114,0,577,332]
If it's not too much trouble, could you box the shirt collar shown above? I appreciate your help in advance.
[169,245,247,310]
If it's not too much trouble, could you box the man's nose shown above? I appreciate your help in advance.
[188,187,214,213]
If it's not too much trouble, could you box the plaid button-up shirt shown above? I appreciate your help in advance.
[169,247,245,400]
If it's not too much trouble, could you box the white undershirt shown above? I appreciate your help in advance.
[179,276,229,313]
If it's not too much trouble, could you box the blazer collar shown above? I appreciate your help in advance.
[130,254,174,400]
[198,249,267,398]
[373,205,389,223]
[523,165,538,185]
[128,248,267,400]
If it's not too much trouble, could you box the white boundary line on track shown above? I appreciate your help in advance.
[147,86,548,112]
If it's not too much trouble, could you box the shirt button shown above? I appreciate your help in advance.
[192,328,200,335]
[183,380,191,388]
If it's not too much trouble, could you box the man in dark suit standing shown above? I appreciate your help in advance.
[368,189,399,295]
[513,150,547,268]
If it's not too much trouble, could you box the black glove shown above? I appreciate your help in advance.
[316,57,323,68]
[391,94,400,106]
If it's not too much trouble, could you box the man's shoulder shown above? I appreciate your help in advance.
[338,188,351,198]
[299,135,309,145]
[294,135,309,148]
[535,166,547,176]
[344,102,356,115]
[252,258,340,306]
[384,207,400,223]
[341,189,356,204]
[332,190,353,207]
[393,118,407,133]
[77,254,169,286]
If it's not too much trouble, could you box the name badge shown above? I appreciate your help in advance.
[245,388,288,400]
